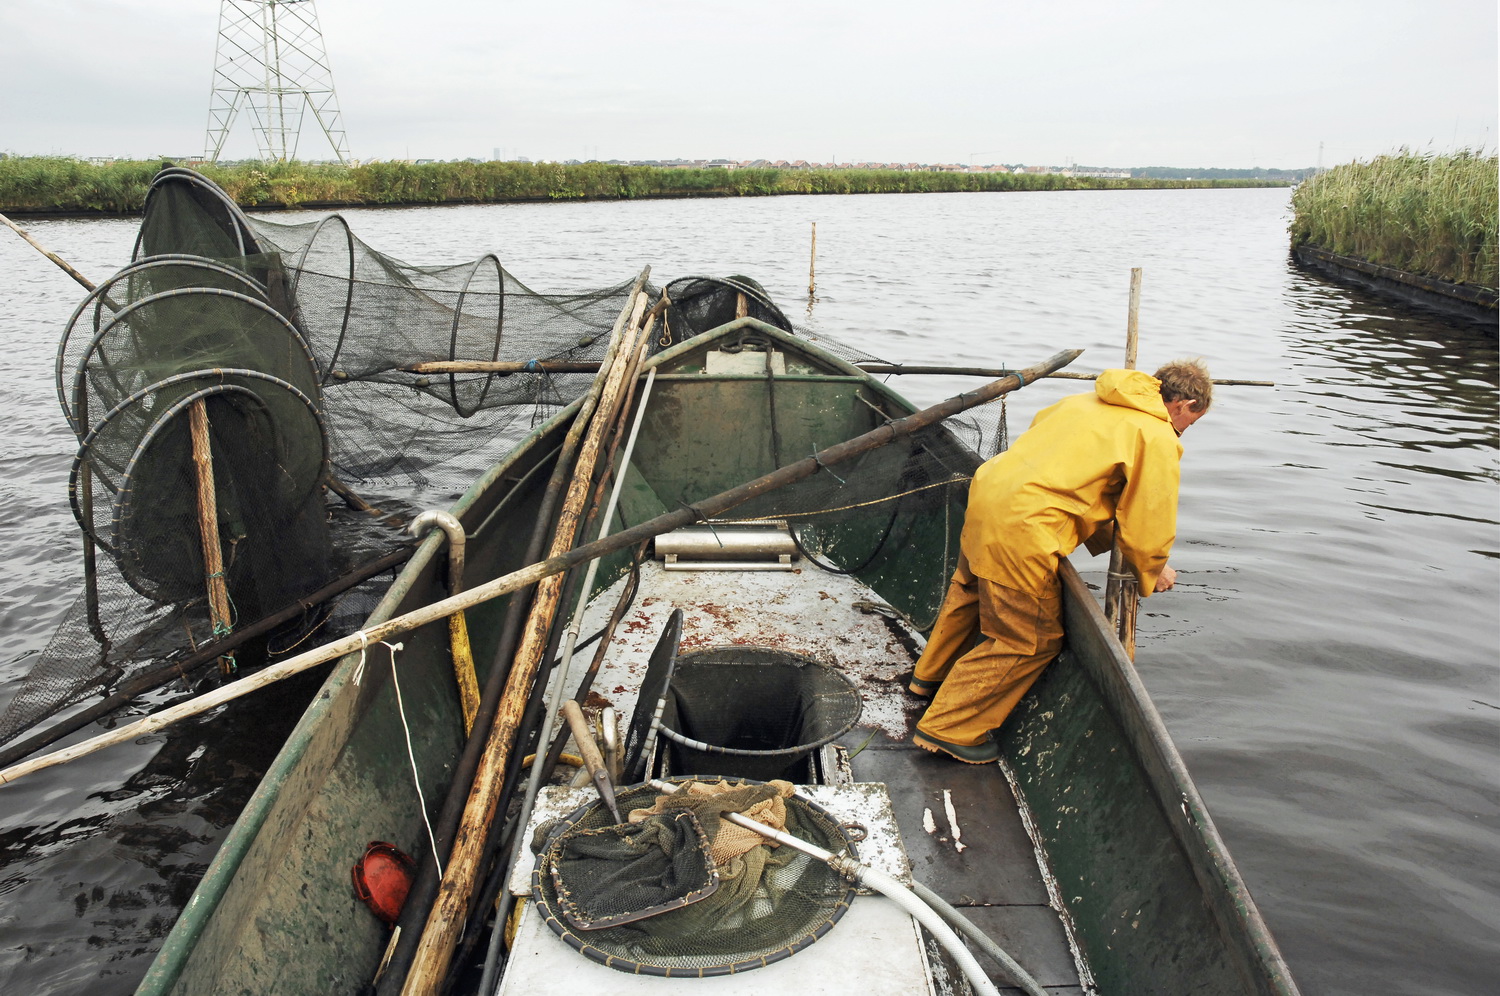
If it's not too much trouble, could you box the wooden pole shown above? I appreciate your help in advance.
[412,358,1272,388]
[371,270,654,996]
[405,359,605,375]
[399,291,653,995]
[1104,268,1144,659]
[75,389,110,650]
[855,363,1271,386]
[808,221,817,303]
[0,346,1083,790]
[187,398,236,672]
[0,212,97,294]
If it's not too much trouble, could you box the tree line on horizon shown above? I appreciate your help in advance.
[0,157,1289,215]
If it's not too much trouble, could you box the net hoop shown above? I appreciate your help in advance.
[68,287,324,430]
[530,776,858,977]
[56,254,271,434]
[69,369,328,553]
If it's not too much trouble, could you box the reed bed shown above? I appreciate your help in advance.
[0,157,1286,217]
[1290,150,1498,289]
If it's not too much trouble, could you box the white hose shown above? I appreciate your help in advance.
[909,878,1049,996]
[847,863,1002,996]
[645,781,1002,996]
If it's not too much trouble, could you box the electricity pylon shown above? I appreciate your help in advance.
[204,0,352,163]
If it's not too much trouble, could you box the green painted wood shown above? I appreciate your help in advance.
[996,562,1300,995]
[141,316,1296,996]
[139,405,578,996]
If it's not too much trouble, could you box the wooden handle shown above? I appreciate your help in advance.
[562,701,607,780]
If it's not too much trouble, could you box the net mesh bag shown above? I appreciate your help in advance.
[1,167,1013,750]
[533,778,858,977]
[548,809,720,930]
[659,648,863,782]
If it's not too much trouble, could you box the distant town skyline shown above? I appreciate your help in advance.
[2,0,1493,170]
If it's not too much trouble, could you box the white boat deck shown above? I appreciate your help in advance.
[497,558,1084,995]
[579,560,920,742]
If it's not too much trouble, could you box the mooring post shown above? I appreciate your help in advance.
[808,220,817,304]
[1104,267,1143,659]
[188,399,236,672]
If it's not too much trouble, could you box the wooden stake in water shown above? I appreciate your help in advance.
[808,221,817,303]
[188,399,236,672]
[1104,268,1143,659]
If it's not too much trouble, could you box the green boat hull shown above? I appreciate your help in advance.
[139,319,1296,995]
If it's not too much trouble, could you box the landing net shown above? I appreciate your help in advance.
[532,778,857,976]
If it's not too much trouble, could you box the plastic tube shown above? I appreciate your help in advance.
[645,781,1004,996]
[852,863,1003,996]
[909,878,1049,996]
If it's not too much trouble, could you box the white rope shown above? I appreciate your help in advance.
[385,640,443,877]
[352,630,369,686]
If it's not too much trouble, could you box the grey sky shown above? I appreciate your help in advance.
[3,0,1494,168]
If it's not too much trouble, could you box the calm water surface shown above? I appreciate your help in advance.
[1,188,1495,995]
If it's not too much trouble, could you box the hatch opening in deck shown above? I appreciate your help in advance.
[656,647,862,783]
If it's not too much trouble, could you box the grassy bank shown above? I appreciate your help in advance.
[0,157,1285,215]
[1290,150,1498,289]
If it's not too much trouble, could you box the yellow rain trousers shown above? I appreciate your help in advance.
[914,370,1183,746]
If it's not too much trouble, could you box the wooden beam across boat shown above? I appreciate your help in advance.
[406,357,1272,387]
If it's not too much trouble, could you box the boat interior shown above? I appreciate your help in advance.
[495,329,1084,993]
[143,321,1292,996]
[500,553,1086,996]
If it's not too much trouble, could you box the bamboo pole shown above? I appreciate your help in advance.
[372,269,653,996]
[461,313,664,979]
[399,291,654,995]
[1104,268,1143,659]
[410,358,1272,388]
[0,346,1083,790]
[188,399,236,672]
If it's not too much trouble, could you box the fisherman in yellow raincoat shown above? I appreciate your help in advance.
[908,360,1213,763]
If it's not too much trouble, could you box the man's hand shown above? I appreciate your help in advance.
[1154,565,1177,592]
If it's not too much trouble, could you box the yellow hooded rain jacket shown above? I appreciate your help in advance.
[960,368,1182,597]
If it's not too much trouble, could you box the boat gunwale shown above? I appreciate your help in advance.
[1049,561,1301,995]
[139,316,1297,995]
[138,393,591,994]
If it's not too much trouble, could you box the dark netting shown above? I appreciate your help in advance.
[0,168,644,746]
[549,810,719,930]
[533,778,858,977]
[0,166,1013,751]
[663,274,885,368]
[659,648,863,783]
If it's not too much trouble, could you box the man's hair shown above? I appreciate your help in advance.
[1154,358,1213,412]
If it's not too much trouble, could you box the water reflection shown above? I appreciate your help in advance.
[0,668,320,995]
[2,190,1497,996]
[1282,270,1499,451]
